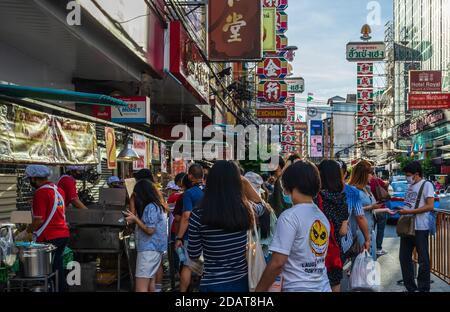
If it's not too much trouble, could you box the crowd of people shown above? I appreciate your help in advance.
[22,156,436,293]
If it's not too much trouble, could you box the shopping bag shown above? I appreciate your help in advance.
[247,220,266,292]
[350,250,380,292]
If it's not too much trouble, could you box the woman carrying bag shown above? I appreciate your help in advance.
[187,161,265,292]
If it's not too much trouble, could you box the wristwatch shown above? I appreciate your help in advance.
[176,237,184,243]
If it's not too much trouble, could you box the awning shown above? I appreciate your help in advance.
[0,84,128,107]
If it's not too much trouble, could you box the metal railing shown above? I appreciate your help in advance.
[414,209,450,284]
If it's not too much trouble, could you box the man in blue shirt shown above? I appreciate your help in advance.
[175,163,204,292]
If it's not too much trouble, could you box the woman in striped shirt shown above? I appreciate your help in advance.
[187,161,265,292]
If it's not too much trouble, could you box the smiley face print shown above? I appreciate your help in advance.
[309,220,329,257]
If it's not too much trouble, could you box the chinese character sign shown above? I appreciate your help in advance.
[257,57,288,79]
[258,80,288,102]
[356,62,374,143]
[208,0,262,61]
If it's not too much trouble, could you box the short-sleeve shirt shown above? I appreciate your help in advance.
[270,203,331,292]
[135,203,168,253]
[182,185,204,213]
[404,180,435,230]
[32,182,70,242]
[57,175,78,208]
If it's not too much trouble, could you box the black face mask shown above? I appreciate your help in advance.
[29,179,38,189]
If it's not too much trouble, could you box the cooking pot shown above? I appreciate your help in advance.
[16,242,56,277]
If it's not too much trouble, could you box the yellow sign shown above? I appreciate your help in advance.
[263,8,276,52]
[105,127,117,169]
[0,103,98,164]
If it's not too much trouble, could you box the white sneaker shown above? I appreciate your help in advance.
[376,249,388,256]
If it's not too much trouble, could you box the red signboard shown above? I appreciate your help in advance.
[263,0,288,9]
[257,80,288,102]
[409,70,442,92]
[92,105,111,120]
[208,0,262,61]
[257,57,288,79]
[408,93,450,110]
[276,10,288,33]
[170,21,210,104]
[147,1,165,78]
[276,34,288,51]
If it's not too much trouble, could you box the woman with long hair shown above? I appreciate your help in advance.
[348,160,394,260]
[187,161,264,292]
[316,160,349,292]
[125,179,169,292]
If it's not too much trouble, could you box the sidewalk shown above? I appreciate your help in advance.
[343,225,450,292]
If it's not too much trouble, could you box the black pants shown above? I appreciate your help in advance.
[46,237,69,292]
[399,231,430,292]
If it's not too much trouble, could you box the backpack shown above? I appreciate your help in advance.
[317,193,343,271]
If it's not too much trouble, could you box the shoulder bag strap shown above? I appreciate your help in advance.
[414,181,428,210]
[33,185,62,241]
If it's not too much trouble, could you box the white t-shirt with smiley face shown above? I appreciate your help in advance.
[270,203,331,292]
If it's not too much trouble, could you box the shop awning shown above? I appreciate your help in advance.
[0,84,128,107]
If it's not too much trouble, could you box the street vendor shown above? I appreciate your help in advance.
[57,166,88,210]
[25,165,69,292]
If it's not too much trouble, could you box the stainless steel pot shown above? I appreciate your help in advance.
[17,243,56,277]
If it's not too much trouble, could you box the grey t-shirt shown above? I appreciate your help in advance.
[270,203,331,292]
[404,180,435,231]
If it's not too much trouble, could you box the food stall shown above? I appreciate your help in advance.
[0,92,165,292]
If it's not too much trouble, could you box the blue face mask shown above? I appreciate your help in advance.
[282,193,293,205]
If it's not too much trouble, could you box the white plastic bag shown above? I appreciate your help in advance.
[247,221,266,292]
[350,250,380,292]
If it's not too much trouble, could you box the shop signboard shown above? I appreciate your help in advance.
[170,21,210,104]
[105,127,117,169]
[398,110,449,138]
[263,0,288,9]
[112,96,151,124]
[357,63,374,75]
[133,134,148,171]
[310,136,323,158]
[257,57,288,79]
[256,108,287,119]
[408,93,450,110]
[0,104,97,164]
[357,129,374,142]
[257,80,288,102]
[276,34,288,51]
[357,103,375,113]
[286,77,305,93]
[357,89,374,101]
[357,116,375,127]
[276,10,288,33]
[208,0,263,61]
[92,105,111,120]
[409,70,442,92]
[263,8,277,52]
[346,42,386,62]
[357,76,374,89]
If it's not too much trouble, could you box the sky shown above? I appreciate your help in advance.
[287,0,393,107]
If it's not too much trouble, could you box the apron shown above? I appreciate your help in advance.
[32,184,65,242]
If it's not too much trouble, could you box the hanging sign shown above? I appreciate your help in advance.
[263,0,288,9]
[257,57,288,79]
[263,8,277,52]
[408,93,450,110]
[257,80,288,103]
[346,42,386,61]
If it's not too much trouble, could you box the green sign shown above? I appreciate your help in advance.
[346,42,386,62]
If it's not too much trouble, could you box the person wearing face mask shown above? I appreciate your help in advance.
[57,166,88,210]
[268,156,292,217]
[24,165,70,292]
[398,161,435,292]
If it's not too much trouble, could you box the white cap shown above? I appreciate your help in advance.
[25,165,51,178]
[245,172,264,194]
[166,181,181,191]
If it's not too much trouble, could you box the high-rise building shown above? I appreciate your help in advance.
[392,0,450,170]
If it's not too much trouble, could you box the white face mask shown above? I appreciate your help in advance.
[406,176,415,185]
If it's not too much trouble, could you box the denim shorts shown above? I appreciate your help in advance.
[136,251,163,279]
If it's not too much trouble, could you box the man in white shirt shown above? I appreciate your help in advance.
[398,161,435,292]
